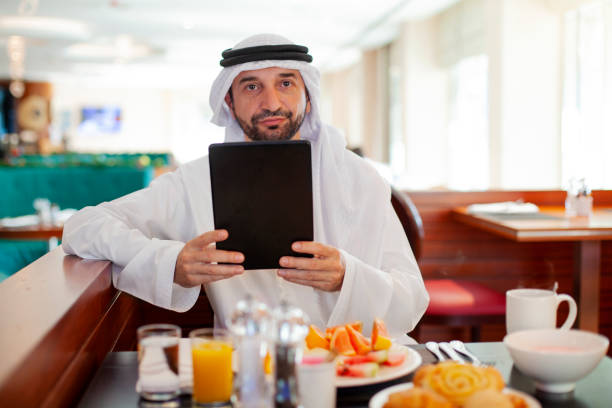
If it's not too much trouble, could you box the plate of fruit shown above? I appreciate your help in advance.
[303,318,422,388]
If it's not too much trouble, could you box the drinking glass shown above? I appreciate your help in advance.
[190,328,233,407]
[137,324,181,402]
[297,361,336,408]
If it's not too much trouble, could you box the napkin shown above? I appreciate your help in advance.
[138,346,179,393]
[466,201,539,214]
[136,338,193,395]
[0,209,77,228]
[0,215,39,228]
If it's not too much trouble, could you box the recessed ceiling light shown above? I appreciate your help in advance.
[0,15,91,41]
[64,36,161,61]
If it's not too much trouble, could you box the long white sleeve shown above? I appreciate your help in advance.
[62,170,201,312]
[323,201,429,339]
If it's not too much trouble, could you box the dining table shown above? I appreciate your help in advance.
[77,341,612,408]
[452,206,612,332]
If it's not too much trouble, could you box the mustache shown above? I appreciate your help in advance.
[252,109,292,124]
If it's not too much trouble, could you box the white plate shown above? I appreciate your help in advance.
[368,382,542,408]
[335,345,422,388]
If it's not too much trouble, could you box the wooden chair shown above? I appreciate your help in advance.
[390,187,506,341]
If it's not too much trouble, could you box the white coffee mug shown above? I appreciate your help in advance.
[506,288,577,334]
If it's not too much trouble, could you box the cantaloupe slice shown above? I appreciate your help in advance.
[325,321,363,340]
[346,324,371,355]
[305,324,330,350]
[371,318,392,351]
[330,326,356,356]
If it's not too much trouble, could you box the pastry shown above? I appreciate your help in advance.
[463,389,512,408]
[383,386,453,408]
[413,362,505,406]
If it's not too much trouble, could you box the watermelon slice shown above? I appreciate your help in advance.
[338,349,389,365]
[336,362,379,378]
[302,347,332,365]
[382,350,406,366]
[337,355,374,365]
[367,349,389,363]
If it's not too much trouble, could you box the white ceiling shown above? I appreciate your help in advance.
[0,0,459,89]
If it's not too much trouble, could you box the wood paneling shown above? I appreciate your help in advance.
[408,190,612,352]
[42,292,139,408]
[0,249,115,407]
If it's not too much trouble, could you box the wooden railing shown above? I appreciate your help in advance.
[0,248,213,407]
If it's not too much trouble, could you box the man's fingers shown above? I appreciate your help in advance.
[277,268,335,282]
[187,262,244,276]
[191,248,244,264]
[291,241,336,257]
[277,273,334,291]
[190,229,229,248]
[279,255,335,271]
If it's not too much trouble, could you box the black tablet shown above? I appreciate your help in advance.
[209,140,314,270]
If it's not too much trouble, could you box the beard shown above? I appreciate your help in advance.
[233,107,306,141]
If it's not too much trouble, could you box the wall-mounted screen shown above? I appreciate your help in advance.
[79,106,121,134]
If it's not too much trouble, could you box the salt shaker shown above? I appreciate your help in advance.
[575,178,593,217]
[228,295,272,408]
[271,301,308,408]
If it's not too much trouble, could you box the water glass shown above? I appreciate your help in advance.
[297,361,336,408]
[137,324,181,402]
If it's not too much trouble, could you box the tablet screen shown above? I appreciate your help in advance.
[209,140,314,270]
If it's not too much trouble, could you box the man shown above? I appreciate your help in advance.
[62,34,428,340]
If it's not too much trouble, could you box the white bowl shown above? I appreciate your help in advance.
[503,329,609,393]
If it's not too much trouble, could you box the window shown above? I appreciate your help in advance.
[562,1,612,189]
[446,55,489,190]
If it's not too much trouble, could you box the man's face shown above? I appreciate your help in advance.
[225,67,311,141]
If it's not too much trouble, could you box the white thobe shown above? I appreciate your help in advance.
[62,154,428,341]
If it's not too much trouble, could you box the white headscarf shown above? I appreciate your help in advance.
[210,33,321,142]
[208,33,388,262]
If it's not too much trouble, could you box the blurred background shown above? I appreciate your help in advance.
[0,0,610,190]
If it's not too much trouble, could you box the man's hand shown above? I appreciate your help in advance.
[278,242,345,292]
[174,230,244,288]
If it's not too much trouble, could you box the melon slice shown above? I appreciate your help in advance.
[338,349,388,365]
[325,321,363,340]
[346,324,371,355]
[336,362,379,377]
[367,349,389,363]
[302,347,333,365]
[305,324,330,350]
[330,326,356,356]
[371,318,392,351]
[337,354,374,365]
[382,350,406,366]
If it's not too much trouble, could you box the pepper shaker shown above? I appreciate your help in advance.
[271,301,308,408]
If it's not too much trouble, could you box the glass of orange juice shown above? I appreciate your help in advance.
[190,328,233,407]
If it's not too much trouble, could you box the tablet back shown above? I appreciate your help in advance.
[209,140,313,270]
